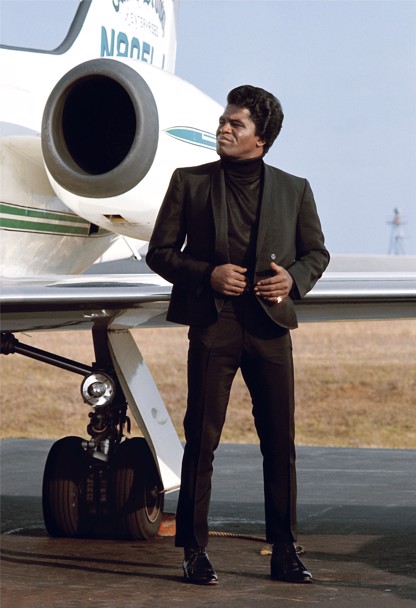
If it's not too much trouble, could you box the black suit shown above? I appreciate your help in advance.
[147,159,329,547]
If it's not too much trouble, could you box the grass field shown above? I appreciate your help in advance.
[1,320,415,448]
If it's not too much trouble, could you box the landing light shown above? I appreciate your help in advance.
[81,373,115,408]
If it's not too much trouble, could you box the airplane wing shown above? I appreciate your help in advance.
[1,267,416,335]
[295,270,416,322]
[0,274,172,333]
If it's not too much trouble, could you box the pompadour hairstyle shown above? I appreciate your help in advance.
[227,85,284,153]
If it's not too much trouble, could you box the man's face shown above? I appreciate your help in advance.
[216,104,265,160]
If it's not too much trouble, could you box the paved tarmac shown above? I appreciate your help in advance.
[1,439,415,607]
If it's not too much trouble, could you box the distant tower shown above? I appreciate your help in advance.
[388,208,405,255]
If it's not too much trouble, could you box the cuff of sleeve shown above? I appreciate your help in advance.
[289,281,301,300]
[203,264,216,287]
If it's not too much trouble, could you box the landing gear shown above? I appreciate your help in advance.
[42,436,164,540]
[111,437,164,540]
[2,329,167,541]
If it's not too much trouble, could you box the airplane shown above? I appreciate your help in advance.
[1,0,415,542]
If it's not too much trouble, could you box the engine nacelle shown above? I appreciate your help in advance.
[42,59,159,199]
[41,58,221,239]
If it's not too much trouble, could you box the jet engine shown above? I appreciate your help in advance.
[41,58,221,239]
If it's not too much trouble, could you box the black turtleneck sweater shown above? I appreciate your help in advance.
[221,156,264,286]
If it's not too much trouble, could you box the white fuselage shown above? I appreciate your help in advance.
[0,0,221,277]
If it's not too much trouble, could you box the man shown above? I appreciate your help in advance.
[147,85,330,585]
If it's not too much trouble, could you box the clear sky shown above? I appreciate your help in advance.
[1,0,415,255]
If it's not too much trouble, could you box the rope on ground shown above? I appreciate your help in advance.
[209,530,267,542]
[208,531,304,556]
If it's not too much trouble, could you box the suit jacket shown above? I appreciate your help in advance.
[146,160,330,328]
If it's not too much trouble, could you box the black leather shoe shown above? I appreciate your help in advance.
[183,547,218,585]
[270,543,313,584]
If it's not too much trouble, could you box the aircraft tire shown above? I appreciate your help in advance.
[42,436,90,538]
[111,438,164,540]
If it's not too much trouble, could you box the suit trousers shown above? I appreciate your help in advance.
[175,292,297,548]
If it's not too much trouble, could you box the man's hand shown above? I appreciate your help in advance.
[210,264,248,296]
[254,262,293,304]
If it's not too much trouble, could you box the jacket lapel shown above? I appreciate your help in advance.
[210,161,230,264]
[255,164,287,263]
[256,164,273,260]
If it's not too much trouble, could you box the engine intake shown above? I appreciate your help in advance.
[41,59,159,198]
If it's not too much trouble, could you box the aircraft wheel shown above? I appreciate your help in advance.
[111,438,164,540]
[42,436,89,537]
